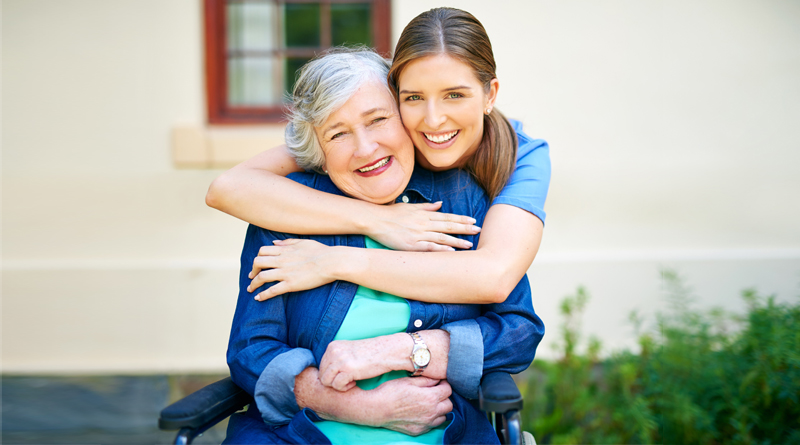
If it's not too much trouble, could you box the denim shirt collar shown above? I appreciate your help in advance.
[397,165,435,204]
[291,164,436,205]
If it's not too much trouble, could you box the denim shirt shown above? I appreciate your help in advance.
[226,166,545,427]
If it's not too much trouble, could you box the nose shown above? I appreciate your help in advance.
[423,101,446,129]
[353,128,378,158]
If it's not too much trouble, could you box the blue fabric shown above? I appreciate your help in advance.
[493,120,551,225]
[224,402,501,445]
[225,165,545,443]
[255,349,315,423]
[440,319,484,399]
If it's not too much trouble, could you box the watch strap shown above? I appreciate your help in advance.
[408,332,429,376]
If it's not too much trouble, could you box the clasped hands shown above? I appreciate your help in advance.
[301,333,453,436]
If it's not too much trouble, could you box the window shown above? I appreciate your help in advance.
[204,0,392,124]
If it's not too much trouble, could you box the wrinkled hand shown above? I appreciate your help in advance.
[372,377,453,436]
[248,239,336,301]
[369,202,480,252]
[318,336,405,391]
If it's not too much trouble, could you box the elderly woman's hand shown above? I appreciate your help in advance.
[317,336,404,391]
[373,377,453,436]
[318,331,449,391]
[248,239,341,301]
[366,201,480,252]
[295,367,452,436]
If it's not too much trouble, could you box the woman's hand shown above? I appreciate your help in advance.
[318,331,449,391]
[373,377,453,436]
[366,201,480,252]
[318,336,407,391]
[295,367,452,436]
[248,239,339,301]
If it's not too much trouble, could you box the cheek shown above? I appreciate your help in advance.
[399,105,421,126]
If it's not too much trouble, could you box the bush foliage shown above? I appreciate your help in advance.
[520,271,800,444]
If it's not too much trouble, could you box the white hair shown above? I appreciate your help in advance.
[285,47,392,173]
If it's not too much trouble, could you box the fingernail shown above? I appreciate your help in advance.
[473,226,481,233]
[463,241,473,248]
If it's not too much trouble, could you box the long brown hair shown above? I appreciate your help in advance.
[388,7,517,200]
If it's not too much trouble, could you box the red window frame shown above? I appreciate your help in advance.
[204,0,392,124]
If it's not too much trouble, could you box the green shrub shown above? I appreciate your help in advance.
[521,271,800,444]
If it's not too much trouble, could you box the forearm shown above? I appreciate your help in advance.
[318,330,449,390]
[296,367,453,435]
[376,330,449,380]
[330,205,538,304]
[334,204,542,304]
[295,367,377,423]
[206,145,376,234]
[208,169,377,234]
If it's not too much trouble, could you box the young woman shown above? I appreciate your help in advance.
[206,7,551,305]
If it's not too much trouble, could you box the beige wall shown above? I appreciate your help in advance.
[3,0,799,373]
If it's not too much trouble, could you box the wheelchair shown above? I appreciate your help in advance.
[159,371,534,445]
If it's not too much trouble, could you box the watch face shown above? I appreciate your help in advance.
[413,348,431,366]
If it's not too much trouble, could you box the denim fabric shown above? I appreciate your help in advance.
[255,349,315,423]
[224,402,501,445]
[226,165,545,442]
[440,319,483,399]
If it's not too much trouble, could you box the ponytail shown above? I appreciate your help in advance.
[464,108,517,201]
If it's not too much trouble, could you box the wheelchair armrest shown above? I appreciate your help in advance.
[479,372,523,414]
[159,377,252,431]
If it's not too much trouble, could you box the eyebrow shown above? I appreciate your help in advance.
[398,85,473,95]
[322,108,390,137]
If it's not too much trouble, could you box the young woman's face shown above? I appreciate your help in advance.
[315,80,415,204]
[397,54,498,171]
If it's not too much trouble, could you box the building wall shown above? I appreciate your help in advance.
[3,0,799,373]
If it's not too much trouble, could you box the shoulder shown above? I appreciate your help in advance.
[509,119,549,160]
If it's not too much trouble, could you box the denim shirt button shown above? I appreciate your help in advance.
[414,319,422,328]
[401,195,410,203]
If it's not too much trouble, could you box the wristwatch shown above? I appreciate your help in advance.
[408,332,431,376]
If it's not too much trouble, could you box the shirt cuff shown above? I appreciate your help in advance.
[491,197,546,225]
[441,319,483,399]
[254,348,316,424]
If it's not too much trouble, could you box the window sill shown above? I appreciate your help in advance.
[172,124,287,169]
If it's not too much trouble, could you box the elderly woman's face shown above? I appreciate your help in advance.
[315,80,415,204]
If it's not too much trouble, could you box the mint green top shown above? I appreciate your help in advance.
[314,237,447,445]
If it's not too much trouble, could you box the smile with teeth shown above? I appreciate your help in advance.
[424,130,459,144]
[357,156,390,173]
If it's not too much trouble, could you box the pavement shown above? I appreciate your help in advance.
[2,374,230,444]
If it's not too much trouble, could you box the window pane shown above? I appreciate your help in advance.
[227,1,276,51]
[228,57,276,106]
[331,3,371,47]
[285,57,312,97]
[284,3,320,47]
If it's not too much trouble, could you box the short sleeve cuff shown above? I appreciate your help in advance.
[254,348,316,424]
[441,319,483,399]
[490,198,546,225]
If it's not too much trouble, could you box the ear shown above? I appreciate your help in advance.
[485,78,499,111]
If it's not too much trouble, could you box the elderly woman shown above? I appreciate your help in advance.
[224,48,543,445]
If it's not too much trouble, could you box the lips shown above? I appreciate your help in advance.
[423,130,459,143]
[355,156,392,176]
